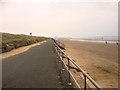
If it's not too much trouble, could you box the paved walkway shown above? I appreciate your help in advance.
[3,40,63,88]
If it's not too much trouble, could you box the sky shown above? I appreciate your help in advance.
[0,0,118,38]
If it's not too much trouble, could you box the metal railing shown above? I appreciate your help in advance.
[53,39,102,90]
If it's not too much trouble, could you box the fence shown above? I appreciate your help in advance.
[52,39,102,90]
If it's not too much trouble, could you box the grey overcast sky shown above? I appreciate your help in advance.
[0,0,118,38]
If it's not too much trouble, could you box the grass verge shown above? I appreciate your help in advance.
[0,33,49,53]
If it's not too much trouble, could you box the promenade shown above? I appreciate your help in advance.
[3,40,64,88]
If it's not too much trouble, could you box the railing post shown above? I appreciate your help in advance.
[56,47,58,57]
[58,53,60,62]
[62,53,64,70]
[57,49,60,62]
[84,74,86,90]
[67,58,72,86]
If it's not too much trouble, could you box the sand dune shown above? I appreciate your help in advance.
[58,39,118,88]
[2,41,46,59]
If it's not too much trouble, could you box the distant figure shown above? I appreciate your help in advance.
[30,32,32,36]
[101,37,103,40]
[116,42,118,45]
[105,41,107,44]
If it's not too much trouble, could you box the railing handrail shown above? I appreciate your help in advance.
[53,39,102,90]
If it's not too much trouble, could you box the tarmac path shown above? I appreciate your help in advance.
[2,39,63,88]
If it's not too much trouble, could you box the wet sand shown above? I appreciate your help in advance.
[58,39,118,88]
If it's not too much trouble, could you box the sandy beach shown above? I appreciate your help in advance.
[58,39,118,88]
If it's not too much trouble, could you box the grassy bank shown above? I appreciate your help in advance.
[0,33,49,53]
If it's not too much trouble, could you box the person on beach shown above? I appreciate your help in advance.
[116,42,118,45]
[105,41,107,44]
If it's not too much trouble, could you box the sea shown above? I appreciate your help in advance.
[70,36,119,44]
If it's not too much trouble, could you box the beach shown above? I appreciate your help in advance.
[58,39,118,88]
